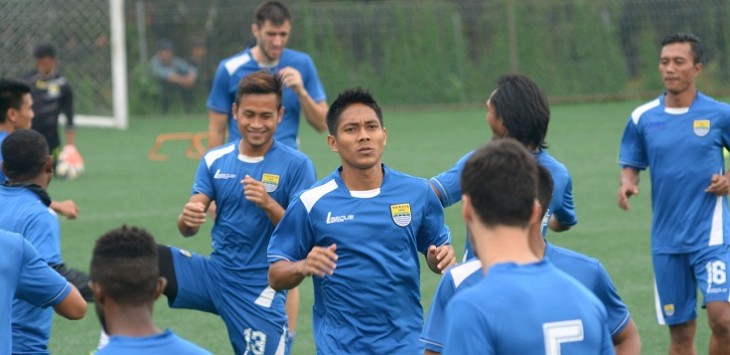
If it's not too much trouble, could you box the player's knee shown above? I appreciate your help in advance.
[708,303,730,339]
[669,321,696,345]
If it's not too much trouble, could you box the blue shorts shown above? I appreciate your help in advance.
[169,246,289,354]
[653,245,730,325]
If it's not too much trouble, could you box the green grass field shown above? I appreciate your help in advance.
[47,100,712,354]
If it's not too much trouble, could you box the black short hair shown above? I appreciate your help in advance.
[0,79,31,123]
[235,70,283,109]
[491,74,550,150]
[254,1,291,27]
[661,33,703,64]
[461,138,538,228]
[326,88,383,135]
[1,129,49,181]
[33,43,56,59]
[90,225,159,306]
[536,165,554,217]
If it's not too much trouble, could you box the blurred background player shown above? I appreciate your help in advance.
[90,225,210,354]
[268,88,455,353]
[0,129,90,354]
[0,78,79,219]
[442,139,612,354]
[430,73,577,260]
[159,71,316,354]
[421,165,641,355]
[618,32,730,355]
[150,39,198,114]
[0,229,86,354]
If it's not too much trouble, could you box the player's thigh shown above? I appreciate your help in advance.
[168,246,219,314]
[219,285,289,355]
[653,252,697,325]
[693,245,730,306]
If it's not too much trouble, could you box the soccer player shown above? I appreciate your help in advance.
[0,129,90,354]
[442,139,613,354]
[618,32,730,354]
[267,88,456,353]
[25,43,76,162]
[207,1,327,150]
[422,165,641,354]
[158,71,316,354]
[430,74,576,260]
[90,225,210,354]
[0,229,86,354]
[0,78,78,219]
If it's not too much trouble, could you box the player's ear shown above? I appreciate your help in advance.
[327,134,338,153]
[528,199,542,226]
[231,103,238,120]
[90,281,105,305]
[251,23,259,38]
[382,127,387,146]
[44,155,53,174]
[154,277,168,301]
[277,107,284,124]
[461,195,473,224]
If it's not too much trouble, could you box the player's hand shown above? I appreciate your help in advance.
[279,67,305,96]
[180,201,207,228]
[706,174,730,196]
[51,199,79,220]
[617,183,639,211]
[299,244,338,278]
[242,175,274,209]
[428,244,456,274]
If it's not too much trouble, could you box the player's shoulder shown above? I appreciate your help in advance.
[447,258,483,289]
[535,150,570,178]
[0,229,24,252]
[697,92,730,112]
[630,96,663,124]
[281,48,315,64]
[385,166,431,188]
[271,141,312,163]
[220,49,255,75]
[202,142,237,168]
[296,173,340,212]
[548,243,600,270]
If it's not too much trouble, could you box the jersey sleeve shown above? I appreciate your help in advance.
[430,151,473,207]
[301,55,326,103]
[191,157,215,199]
[16,238,71,308]
[552,175,578,227]
[421,272,457,353]
[268,198,316,263]
[618,117,648,169]
[592,262,631,336]
[442,297,494,355]
[417,183,452,254]
[207,61,232,114]
[61,80,74,130]
[287,158,317,202]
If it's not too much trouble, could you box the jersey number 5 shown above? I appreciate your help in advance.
[543,319,584,355]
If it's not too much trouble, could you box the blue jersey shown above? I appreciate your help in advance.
[0,230,70,355]
[0,130,8,182]
[193,140,316,281]
[97,329,211,355]
[268,165,451,354]
[442,260,614,355]
[0,185,65,353]
[422,243,630,353]
[620,92,730,253]
[207,48,327,149]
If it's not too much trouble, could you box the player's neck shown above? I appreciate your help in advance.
[250,46,277,67]
[528,227,547,259]
[104,304,159,337]
[664,87,697,108]
[473,224,539,272]
[339,163,383,191]
[239,139,273,157]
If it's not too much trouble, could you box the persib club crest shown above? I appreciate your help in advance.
[262,173,280,192]
[663,304,675,317]
[693,119,710,137]
[390,203,412,227]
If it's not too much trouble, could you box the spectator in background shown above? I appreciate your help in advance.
[188,37,213,93]
[150,39,198,113]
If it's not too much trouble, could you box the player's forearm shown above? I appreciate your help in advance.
[177,215,200,238]
[548,215,571,232]
[263,202,285,226]
[612,320,641,355]
[208,111,228,148]
[268,260,306,291]
[298,94,327,133]
[65,129,76,146]
[53,283,87,320]
[620,167,640,187]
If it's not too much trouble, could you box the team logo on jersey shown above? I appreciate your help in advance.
[663,304,675,317]
[693,120,710,137]
[213,169,236,179]
[390,203,412,227]
[262,173,280,192]
[48,83,61,98]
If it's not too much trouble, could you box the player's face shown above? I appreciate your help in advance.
[328,103,387,171]
[35,56,56,75]
[233,93,283,156]
[659,42,702,96]
[252,20,291,63]
[486,90,506,140]
[11,93,34,129]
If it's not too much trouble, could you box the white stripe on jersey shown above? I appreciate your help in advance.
[254,285,276,308]
[224,53,252,75]
[710,195,724,246]
[653,279,666,325]
[300,179,338,212]
[631,98,660,125]
[450,259,482,288]
[204,144,235,168]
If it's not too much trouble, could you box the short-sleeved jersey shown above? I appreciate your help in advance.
[97,329,211,355]
[422,243,629,353]
[194,140,315,282]
[0,185,65,353]
[442,260,614,355]
[207,48,326,149]
[0,230,70,355]
[268,165,451,354]
[0,131,8,182]
[620,92,730,253]
[25,71,74,151]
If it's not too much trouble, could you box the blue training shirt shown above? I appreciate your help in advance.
[620,92,730,253]
[442,260,614,355]
[193,140,316,284]
[268,165,451,354]
[98,329,211,354]
[207,48,326,149]
[0,230,70,355]
[422,242,629,353]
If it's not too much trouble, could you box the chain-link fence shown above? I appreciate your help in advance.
[0,0,114,117]
[3,0,730,118]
